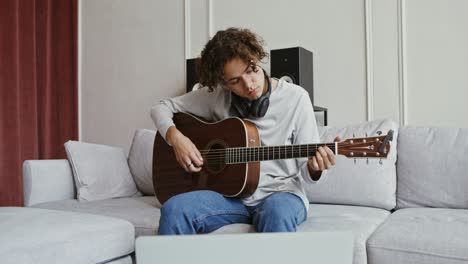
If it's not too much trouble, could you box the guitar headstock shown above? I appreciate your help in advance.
[337,130,394,158]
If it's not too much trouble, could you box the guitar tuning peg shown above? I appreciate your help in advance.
[366,158,369,164]
[352,133,356,138]
[365,132,368,137]
[379,159,383,165]
[376,131,382,135]
[354,158,357,165]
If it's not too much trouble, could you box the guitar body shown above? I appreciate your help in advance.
[153,113,261,204]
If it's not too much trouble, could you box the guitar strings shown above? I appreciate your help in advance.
[196,142,379,162]
[198,144,337,154]
[196,143,339,162]
[197,143,337,154]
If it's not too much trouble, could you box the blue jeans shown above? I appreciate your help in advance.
[158,190,307,235]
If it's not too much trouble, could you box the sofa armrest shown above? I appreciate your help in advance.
[23,159,76,206]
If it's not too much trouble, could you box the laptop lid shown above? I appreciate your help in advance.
[136,232,353,264]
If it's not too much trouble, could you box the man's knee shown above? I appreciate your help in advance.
[263,193,304,213]
[162,192,200,217]
[159,192,201,235]
[255,193,306,231]
[161,190,225,219]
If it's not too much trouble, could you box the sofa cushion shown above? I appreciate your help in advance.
[397,127,468,209]
[212,223,255,233]
[305,119,398,210]
[367,208,468,264]
[64,140,140,201]
[0,207,134,264]
[33,196,160,237]
[128,129,157,197]
[300,204,390,264]
[213,204,389,264]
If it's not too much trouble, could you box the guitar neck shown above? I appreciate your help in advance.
[225,143,338,164]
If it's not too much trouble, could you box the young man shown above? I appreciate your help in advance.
[151,27,336,234]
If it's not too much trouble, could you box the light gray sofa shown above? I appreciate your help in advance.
[20,121,468,264]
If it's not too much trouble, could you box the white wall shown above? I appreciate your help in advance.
[189,0,369,126]
[80,0,185,153]
[80,0,468,150]
[404,0,468,127]
[188,0,468,128]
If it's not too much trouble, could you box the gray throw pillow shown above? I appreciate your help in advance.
[128,129,156,195]
[64,141,141,202]
[128,129,162,208]
[305,119,398,210]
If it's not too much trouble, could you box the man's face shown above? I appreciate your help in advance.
[223,57,265,101]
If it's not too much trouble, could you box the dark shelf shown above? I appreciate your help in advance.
[313,106,328,126]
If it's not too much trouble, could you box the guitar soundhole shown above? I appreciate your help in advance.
[205,141,227,174]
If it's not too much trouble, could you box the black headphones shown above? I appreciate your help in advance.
[231,68,271,118]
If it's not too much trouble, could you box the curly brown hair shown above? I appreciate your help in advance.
[196,27,268,91]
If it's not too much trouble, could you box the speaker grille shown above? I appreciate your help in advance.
[271,47,314,105]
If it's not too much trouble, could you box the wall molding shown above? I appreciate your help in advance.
[397,0,407,126]
[184,0,189,94]
[184,0,190,60]
[364,0,374,122]
[208,0,213,38]
[184,0,211,58]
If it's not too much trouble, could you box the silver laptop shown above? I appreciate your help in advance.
[136,232,353,264]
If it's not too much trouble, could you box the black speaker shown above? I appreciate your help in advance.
[186,58,200,93]
[270,47,314,105]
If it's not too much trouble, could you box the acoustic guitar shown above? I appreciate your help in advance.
[153,112,394,204]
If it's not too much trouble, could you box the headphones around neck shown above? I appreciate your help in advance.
[231,68,271,118]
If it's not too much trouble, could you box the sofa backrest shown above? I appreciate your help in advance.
[397,126,468,209]
[23,159,76,206]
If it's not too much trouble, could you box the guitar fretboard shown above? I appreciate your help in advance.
[225,143,337,164]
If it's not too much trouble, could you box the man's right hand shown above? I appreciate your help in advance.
[166,126,204,173]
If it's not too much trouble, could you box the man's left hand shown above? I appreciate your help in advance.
[308,136,340,176]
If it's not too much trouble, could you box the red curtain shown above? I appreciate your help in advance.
[0,0,78,206]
